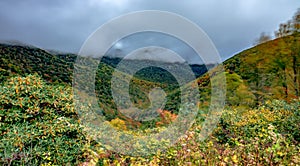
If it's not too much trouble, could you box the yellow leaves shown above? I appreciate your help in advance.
[41,152,52,163]
[102,159,110,165]
[49,129,55,137]
[41,162,52,166]
[277,151,284,156]
[208,140,213,147]
[25,77,30,85]
[36,80,42,88]
[17,76,22,84]
[234,108,283,127]
[231,155,238,164]
[15,86,19,94]
[17,97,24,108]
[224,156,229,162]
[53,101,57,108]
[113,161,121,166]
[110,118,127,130]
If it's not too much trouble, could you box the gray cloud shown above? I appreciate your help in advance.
[0,0,299,62]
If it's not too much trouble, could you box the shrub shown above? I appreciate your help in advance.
[0,75,87,165]
[110,118,127,130]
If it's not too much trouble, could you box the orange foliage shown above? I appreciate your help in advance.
[156,109,177,126]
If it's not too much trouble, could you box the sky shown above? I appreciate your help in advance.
[0,0,299,63]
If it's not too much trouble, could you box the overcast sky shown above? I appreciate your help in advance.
[0,0,299,63]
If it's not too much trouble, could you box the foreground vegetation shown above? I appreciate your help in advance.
[0,75,299,165]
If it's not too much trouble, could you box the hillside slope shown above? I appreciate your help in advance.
[224,32,300,104]
[0,44,186,126]
[0,44,74,84]
[0,34,299,165]
[193,32,300,107]
[1,32,299,120]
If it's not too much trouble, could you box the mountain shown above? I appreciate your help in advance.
[224,32,300,104]
[192,32,300,107]
[0,43,74,84]
[0,44,205,127]
[1,32,299,122]
[0,43,207,84]
[1,33,300,165]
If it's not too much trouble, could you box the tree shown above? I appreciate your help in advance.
[292,8,300,33]
[254,32,271,45]
[274,8,300,98]
[225,72,255,106]
[275,8,300,38]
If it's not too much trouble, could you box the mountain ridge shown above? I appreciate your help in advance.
[1,32,299,119]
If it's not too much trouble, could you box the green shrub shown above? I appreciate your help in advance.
[0,75,87,165]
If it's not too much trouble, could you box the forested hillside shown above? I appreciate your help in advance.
[224,32,300,104]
